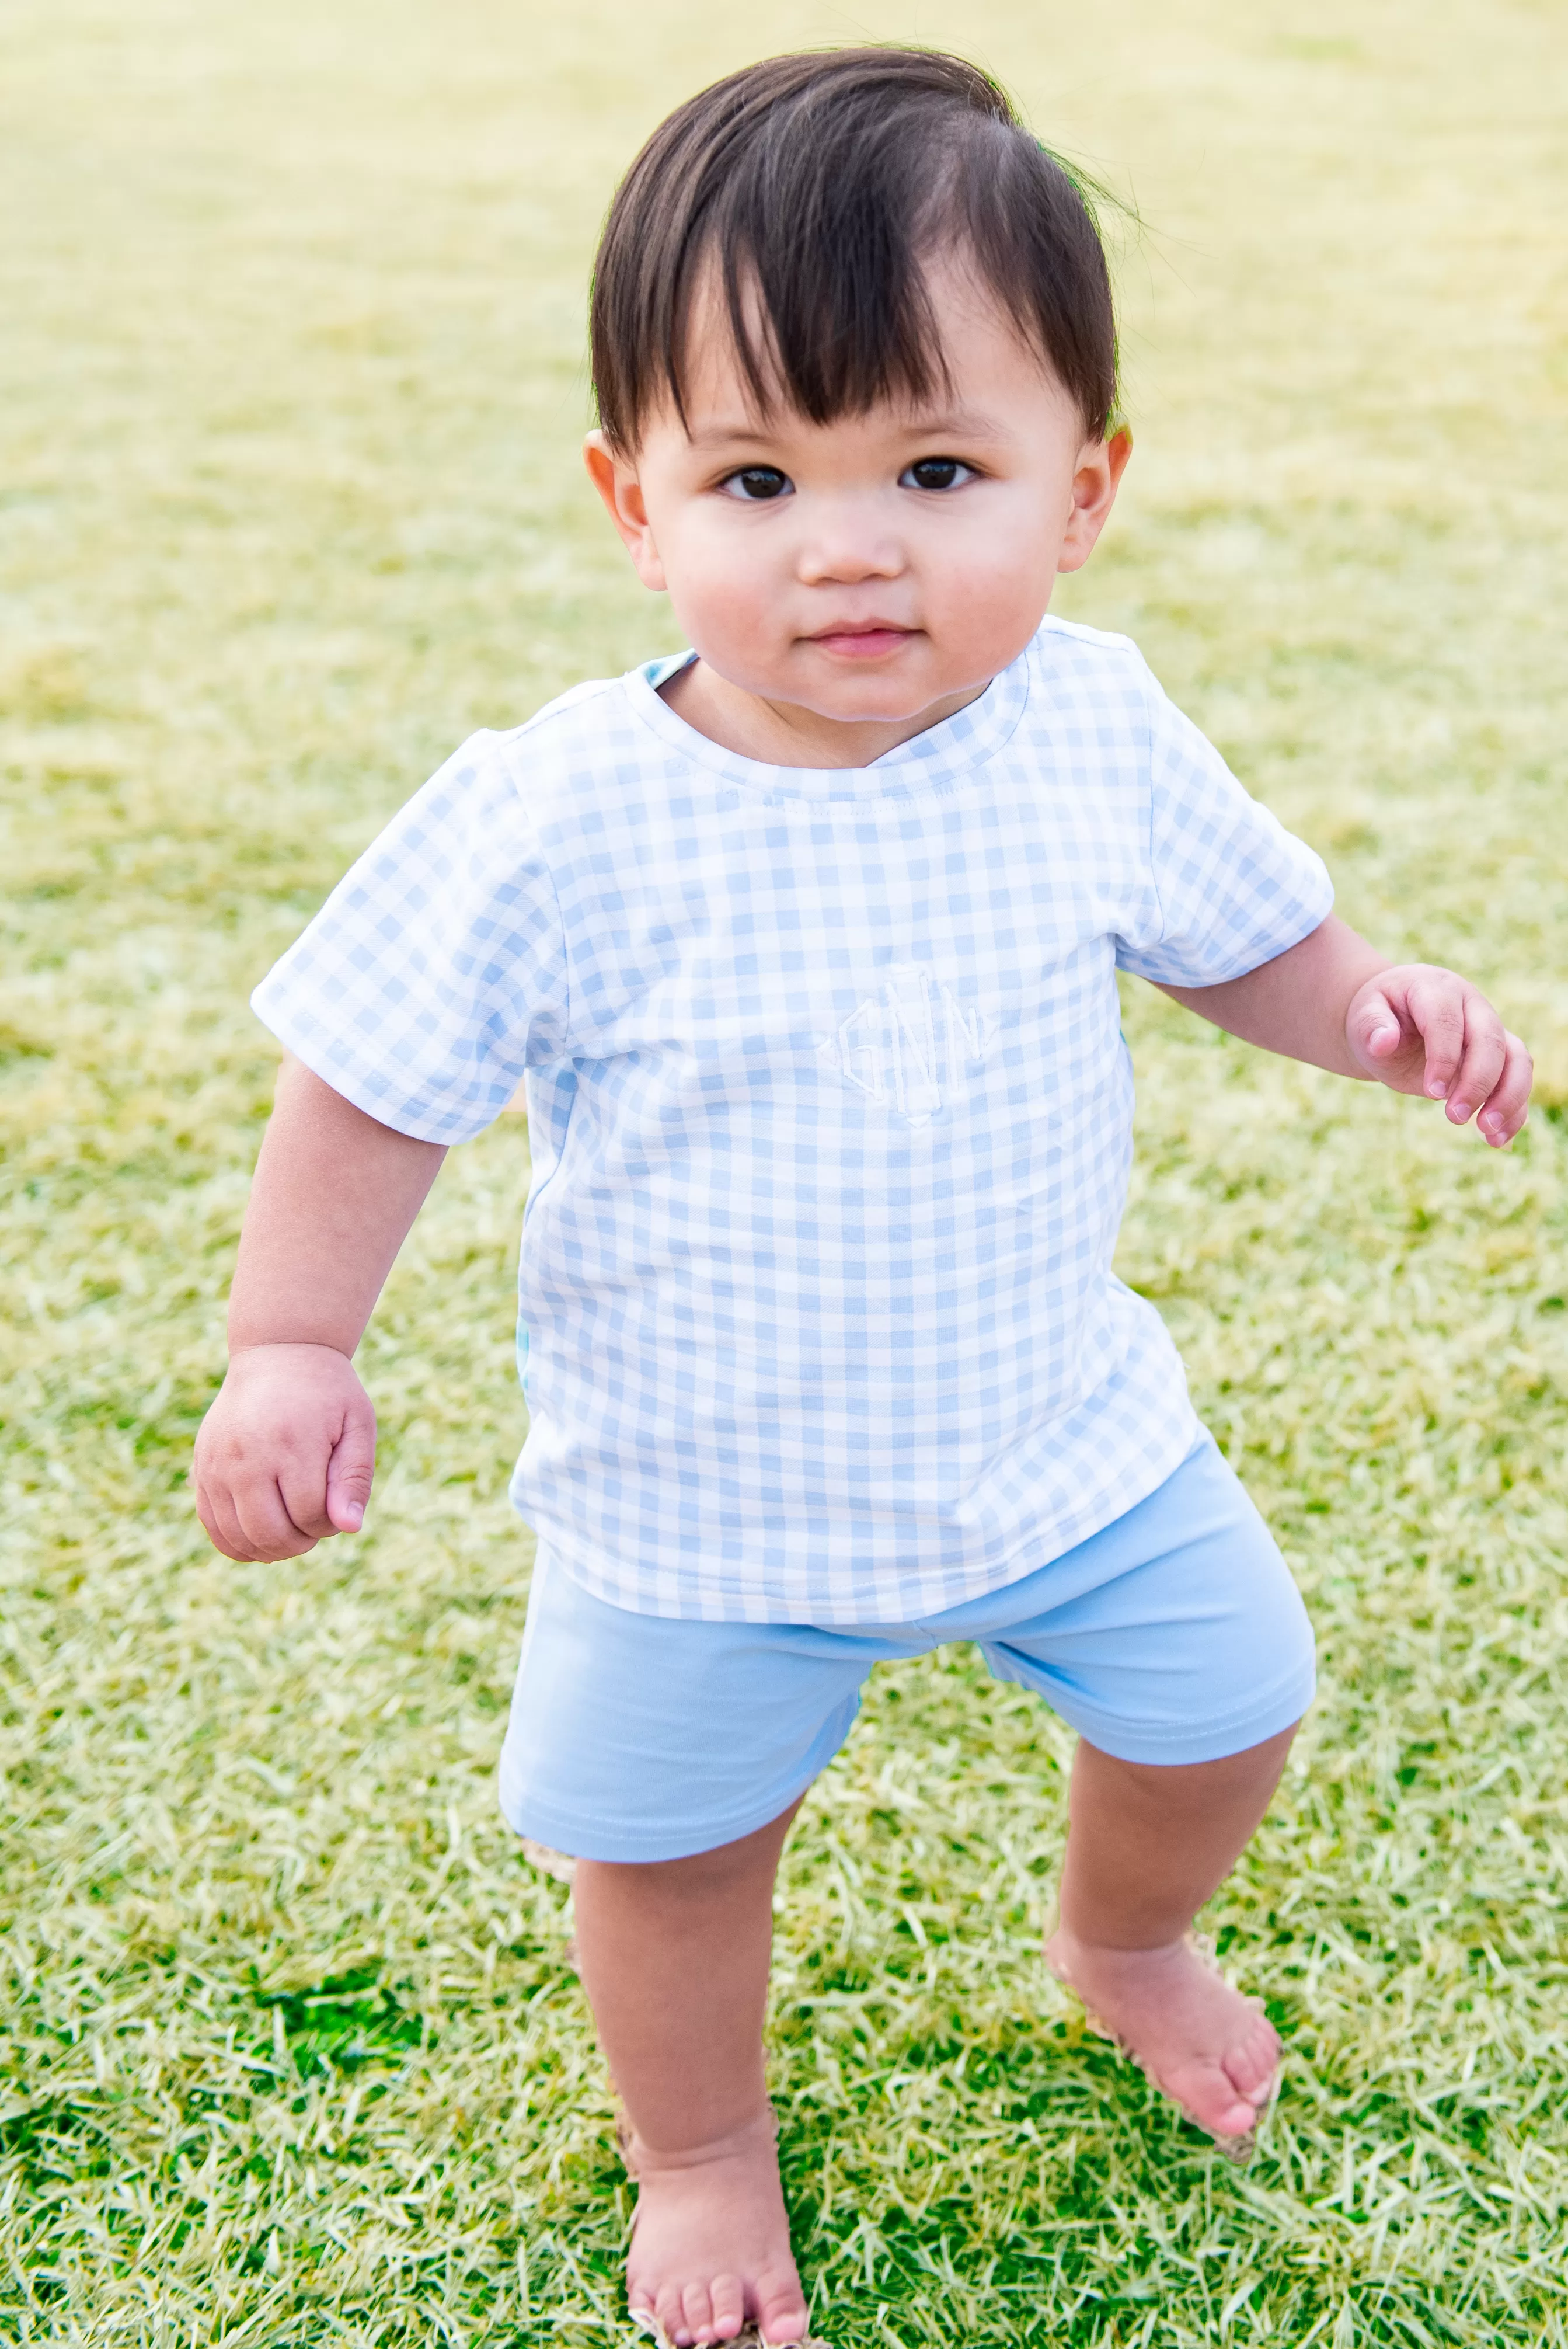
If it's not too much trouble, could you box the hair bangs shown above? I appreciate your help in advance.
[591,49,1118,453]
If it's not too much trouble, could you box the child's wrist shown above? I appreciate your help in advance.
[225,1335,360,1370]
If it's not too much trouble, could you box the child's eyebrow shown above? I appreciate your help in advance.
[684,420,781,450]
[682,406,1012,451]
[892,407,1010,443]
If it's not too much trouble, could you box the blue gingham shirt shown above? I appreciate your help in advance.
[253,618,1332,1623]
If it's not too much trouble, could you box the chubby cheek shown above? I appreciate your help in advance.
[660,520,795,683]
[918,533,1058,680]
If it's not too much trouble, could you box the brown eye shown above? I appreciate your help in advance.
[721,467,792,501]
[901,457,973,492]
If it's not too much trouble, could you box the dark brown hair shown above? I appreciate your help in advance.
[590,48,1118,453]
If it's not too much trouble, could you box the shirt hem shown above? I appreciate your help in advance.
[514,1398,1203,1627]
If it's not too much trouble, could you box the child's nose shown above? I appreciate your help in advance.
[795,503,905,585]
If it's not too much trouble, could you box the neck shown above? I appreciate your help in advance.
[660,660,989,770]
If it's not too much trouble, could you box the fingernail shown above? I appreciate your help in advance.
[1427,1079,1448,1099]
[1449,1100,1472,1121]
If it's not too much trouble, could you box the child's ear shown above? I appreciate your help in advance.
[583,431,668,593]
[1057,425,1133,575]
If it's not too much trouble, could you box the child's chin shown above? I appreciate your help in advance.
[790,664,952,723]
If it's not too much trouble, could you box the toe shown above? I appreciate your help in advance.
[709,2274,747,2341]
[1209,2091,1262,2139]
[682,2281,716,2344]
[1224,2016,1280,2104]
[1171,2059,1259,2140]
[655,2282,690,2347]
[757,2266,810,2346]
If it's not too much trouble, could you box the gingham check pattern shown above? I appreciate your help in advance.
[253,618,1332,1623]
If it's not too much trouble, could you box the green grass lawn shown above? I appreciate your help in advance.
[4,1,1567,2341]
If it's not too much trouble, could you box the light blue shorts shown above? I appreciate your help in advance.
[497,1434,1315,1864]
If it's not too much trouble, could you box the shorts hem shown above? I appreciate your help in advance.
[499,1767,825,1865]
[497,1693,859,1864]
[1046,1669,1315,1767]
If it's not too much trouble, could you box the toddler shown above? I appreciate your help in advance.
[194,49,1532,2349]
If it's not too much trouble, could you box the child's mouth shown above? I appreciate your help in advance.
[807,625,916,660]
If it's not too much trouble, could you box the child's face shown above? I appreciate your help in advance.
[586,252,1131,742]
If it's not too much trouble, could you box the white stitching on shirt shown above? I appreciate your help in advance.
[817,963,989,1126]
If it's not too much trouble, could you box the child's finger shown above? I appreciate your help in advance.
[201,1471,311,1562]
[196,1477,256,1563]
[1350,984,1405,1062]
[232,1476,320,1562]
[277,1456,338,1542]
[1442,996,1508,1125]
[325,1401,377,1535]
[1476,1032,1534,1147]
[1405,972,1467,1098]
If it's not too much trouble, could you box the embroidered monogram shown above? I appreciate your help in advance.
[817,963,988,1125]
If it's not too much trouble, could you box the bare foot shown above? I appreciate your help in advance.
[623,2110,809,2348]
[1046,1926,1280,2147]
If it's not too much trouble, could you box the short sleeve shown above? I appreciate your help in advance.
[250,733,570,1143]
[1114,681,1334,987]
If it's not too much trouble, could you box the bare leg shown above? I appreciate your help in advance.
[1046,1725,1298,2144]
[572,1801,807,2348]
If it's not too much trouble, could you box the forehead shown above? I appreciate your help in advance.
[667,250,1072,443]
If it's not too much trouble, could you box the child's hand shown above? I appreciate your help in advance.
[1346,965,1532,1145]
[194,1342,377,1562]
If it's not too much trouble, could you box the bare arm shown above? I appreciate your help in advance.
[227,1052,445,1352]
[1157,913,1532,1146]
[193,1055,446,1562]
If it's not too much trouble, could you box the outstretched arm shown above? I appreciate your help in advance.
[1156,913,1532,1147]
[193,1054,447,1563]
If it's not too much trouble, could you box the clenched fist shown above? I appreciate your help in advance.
[194,1342,377,1564]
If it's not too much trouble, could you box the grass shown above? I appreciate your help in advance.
[2,0,1566,2340]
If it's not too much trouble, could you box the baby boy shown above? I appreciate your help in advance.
[194,48,1532,2349]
